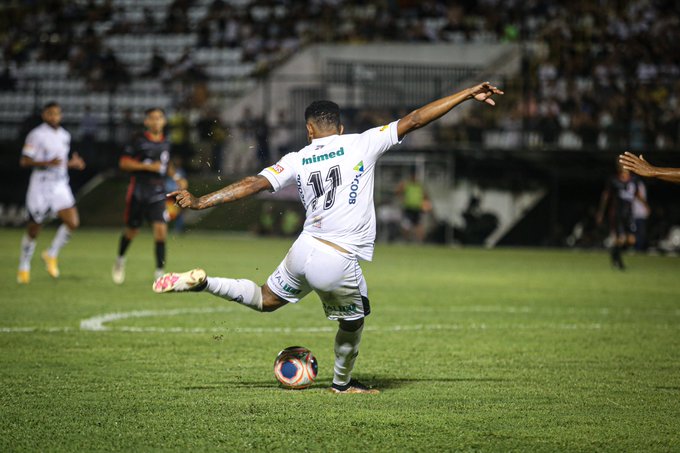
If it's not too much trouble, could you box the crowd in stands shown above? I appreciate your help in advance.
[485,0,680,151]
[0,0,519,92]
[1,0,679,158]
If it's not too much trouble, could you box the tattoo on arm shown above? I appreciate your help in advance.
[197,176,270,209]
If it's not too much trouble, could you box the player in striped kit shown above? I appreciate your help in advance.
[17,102,86,283]
[112,107,187,284]
[154,82,503,393]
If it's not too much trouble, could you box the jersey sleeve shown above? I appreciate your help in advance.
[357,120,402,161]
[258,153,297,192]
[22,129,41,159]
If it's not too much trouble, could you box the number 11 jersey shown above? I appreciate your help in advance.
[258,120,401,261]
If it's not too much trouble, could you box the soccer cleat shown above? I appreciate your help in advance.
[154,268,165,280]
[112,261,126,284]
[152,268,207,293]
[41,251,59,278]
[329,379,380,395]
[17,270,30,284]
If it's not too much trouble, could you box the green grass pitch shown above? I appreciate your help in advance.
[1,228,679,451]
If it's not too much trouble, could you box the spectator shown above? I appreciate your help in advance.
[395,169,432,243]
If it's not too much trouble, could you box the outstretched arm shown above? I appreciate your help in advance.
[169,175,273,210]
[619,152,680,184]
[396,82,503,140]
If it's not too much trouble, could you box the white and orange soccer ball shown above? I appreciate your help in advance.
[273,346,318,389]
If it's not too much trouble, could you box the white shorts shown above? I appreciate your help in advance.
[266,234,370,321]
[26,179,76,224]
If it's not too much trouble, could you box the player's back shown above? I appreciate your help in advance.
[260,121,401,260]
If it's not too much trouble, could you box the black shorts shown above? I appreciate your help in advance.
[125,195,167,228]
[404,208,422,226]
[614,207,636,236]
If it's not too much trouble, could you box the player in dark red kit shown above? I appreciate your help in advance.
[112,108,187,284]
[597,160,648,270]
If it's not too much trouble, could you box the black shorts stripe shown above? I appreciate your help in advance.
[361,296,371,317]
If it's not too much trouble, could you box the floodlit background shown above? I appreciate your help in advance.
[1,2,680,452]
[1,0,680,249]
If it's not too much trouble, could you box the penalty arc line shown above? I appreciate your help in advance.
[1,306,678,334]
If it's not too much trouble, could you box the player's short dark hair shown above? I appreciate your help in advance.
[145,107,165,117]
[305,100,341,130]
[42,101,60,111]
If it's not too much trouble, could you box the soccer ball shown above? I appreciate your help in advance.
[273,346,318,389]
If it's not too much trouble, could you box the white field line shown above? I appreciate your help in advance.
[79,306,235,331]
[0,306,677,334]
[0,327,73,333]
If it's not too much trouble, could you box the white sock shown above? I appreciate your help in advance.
[19,234,36,271]
[48,224,72,257]
[205,277,263,311]
[333,324,364,386]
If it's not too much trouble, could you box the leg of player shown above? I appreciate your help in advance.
[42,207,79,279]
[152,221,167,280]
[17,221,41,284]
[202,281,288,312]
[152,269,288,313]
[612,235,626,270]
[113,227,139,284]
[329,319,379,395]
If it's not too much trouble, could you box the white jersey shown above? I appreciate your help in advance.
[22,123,72,185]
[22,123,75,223]
[259,120,401,261]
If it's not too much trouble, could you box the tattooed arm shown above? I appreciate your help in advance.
[168,175,273,210]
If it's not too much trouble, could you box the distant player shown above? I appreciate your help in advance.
[112,108,187,284]
[597,160,648,269]
[153,82,503,393]
[17,102,86,284]
[619,152,680,184]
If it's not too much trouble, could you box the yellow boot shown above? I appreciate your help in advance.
[41,251,60,278]
[17,270,30,284]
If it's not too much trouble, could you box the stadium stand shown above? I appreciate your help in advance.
[1,0,678,151]
[2,0,680,247]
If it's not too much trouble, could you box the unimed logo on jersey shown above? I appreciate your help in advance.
[301,147,344,165]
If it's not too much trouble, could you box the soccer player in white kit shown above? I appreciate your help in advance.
[17,102,86,283]
[154,82,503,393]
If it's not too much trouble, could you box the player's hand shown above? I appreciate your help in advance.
[46,158,63,167]
[68,153,86,170]
[469,82,504,106]
[168,189,199,209]
[619,152,655,177]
